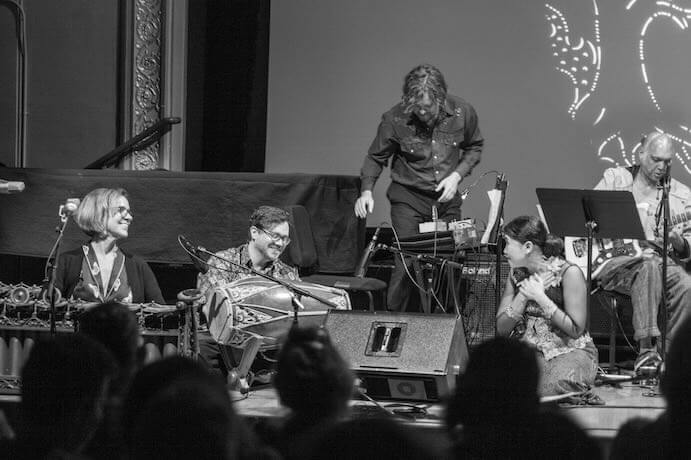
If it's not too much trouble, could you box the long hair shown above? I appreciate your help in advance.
[401,64,447,113]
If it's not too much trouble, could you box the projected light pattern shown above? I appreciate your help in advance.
[667,126,691,174]
[545,0,602,119]
[634,1,691,173]
[544,1,691,174]
[637,1,691,112]
[597,132,630,166]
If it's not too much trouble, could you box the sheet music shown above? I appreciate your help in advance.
[536,204,549,232]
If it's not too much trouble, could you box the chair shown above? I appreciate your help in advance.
[282,205,387,311]
[589,286,636,372]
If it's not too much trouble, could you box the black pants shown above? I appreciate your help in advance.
[387,183,461,311]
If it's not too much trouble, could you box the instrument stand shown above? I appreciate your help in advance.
[378,243,463,314]
[490,174,508,315]
[411,258,435,314]
[658,175,671,362]
[45,210,72,336]
[536,189,647,373]
[176,288,204,360]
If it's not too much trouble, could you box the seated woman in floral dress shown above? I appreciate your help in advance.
[496,215,597,395]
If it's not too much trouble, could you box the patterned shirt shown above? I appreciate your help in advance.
[595,166,691,256]
[360,94,484,194]
[196,243,300,299]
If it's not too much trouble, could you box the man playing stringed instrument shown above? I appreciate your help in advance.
[593,131,691,372]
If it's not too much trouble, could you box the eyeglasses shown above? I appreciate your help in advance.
[111,206,133,218]
[256,226,291,244]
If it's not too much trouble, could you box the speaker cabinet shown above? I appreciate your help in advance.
[460,253,510,346]
[324,310,468,401]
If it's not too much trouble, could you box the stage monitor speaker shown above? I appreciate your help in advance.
[324,310,468,402]
[460,253,510,346]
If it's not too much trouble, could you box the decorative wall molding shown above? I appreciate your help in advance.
[131,0,162,170]
[119,0,186,171]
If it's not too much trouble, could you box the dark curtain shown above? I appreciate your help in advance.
[185,0,270,172]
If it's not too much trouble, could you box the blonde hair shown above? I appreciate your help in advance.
[74,188,129,238]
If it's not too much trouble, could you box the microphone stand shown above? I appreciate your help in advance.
[45,209,71,336]
[659,171,671,363]
[492,174,508,314]
[179,236,339,324]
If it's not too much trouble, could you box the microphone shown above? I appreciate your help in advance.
[495,172,508,191]
[354,226,381,277]
[59,198,81,217]
[663,163,671,187]
[178,235,209,274]
[0,180,25,194]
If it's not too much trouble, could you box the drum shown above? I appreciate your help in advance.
[203,276,350,348]
[141,303,180,331]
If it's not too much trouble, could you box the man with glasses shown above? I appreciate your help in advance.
[355,64,484,312]
[197,205,299,297]
[196,206,299,379]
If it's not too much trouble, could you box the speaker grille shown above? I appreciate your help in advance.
[461,253,510,347]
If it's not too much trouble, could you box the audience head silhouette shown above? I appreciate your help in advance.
[274,325,354,422]
[124,356,241,460]
[446,336,540,430]
[18,334,116,455]
[309,417,440,460]
[77,300,142,397]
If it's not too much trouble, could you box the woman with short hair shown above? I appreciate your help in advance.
[55,187,164,304]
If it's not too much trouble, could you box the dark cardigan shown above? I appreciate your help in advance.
[54,246,164,304]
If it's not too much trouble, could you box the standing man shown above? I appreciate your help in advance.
[355,64,484,311]
[594,131,691,371]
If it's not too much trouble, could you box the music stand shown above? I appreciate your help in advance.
[535,188,647,323]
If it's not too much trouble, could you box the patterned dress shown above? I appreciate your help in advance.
[511,257,598,395]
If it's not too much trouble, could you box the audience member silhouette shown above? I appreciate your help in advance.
[77,301,142,397]
[445,336,600,459]
[77,301,143,459]
[265,325,354,460]
[123,356,276,460]
[309,417,442,460]
[3,334,116,459]
[611,315,691,460]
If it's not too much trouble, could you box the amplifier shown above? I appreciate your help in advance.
[324,310,468,402]
[461,253,510,347]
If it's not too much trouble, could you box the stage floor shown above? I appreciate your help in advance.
[0,377,665,456]
[233,380,666,447]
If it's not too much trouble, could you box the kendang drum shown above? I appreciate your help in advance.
[203,276,350,350]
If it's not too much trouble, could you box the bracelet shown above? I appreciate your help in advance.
[504,304,523,321]
[543,302,558,320]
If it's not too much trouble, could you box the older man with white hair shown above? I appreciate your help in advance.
[594,131,691,372]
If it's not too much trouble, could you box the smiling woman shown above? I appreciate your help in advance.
[54,188,164,304]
